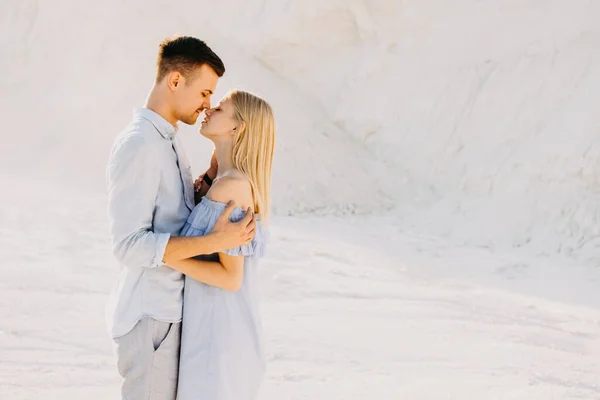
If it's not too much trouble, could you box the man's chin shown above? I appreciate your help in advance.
[180,115,199,126]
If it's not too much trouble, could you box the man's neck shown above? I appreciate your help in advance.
[145,87,178,126]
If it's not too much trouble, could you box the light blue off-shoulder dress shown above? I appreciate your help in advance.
[176,197,268,400]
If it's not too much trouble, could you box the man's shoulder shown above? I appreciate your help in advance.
[113,118,165,153]
[120,116,161,142]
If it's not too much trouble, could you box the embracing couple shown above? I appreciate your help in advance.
[105,36,275,400]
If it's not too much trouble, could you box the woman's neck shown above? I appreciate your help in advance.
[214,141,235,177]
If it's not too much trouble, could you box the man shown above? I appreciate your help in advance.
[106,36,255,400]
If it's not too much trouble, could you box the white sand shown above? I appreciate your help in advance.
[1,1,599,398]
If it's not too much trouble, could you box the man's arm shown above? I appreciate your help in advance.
[107,136,170,268]
[107,136,255,268]
[162,203,255,264]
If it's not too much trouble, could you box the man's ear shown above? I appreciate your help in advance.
[167,71,181,91]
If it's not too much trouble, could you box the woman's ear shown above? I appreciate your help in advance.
[231,121,246,136]
[237,121,246,134]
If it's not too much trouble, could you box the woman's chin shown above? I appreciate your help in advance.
[199,128,220,140]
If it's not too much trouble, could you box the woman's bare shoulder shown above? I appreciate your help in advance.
[206,172,253,210]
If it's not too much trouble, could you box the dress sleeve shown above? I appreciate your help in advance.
[220,211,268,258]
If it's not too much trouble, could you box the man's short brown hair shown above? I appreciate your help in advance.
[156,36,225,83]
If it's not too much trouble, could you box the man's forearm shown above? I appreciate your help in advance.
[162,234,222,264]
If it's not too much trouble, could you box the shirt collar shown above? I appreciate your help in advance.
[134,108,178,140]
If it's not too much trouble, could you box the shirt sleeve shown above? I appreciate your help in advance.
[106,134,170,268]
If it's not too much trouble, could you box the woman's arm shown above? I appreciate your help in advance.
[167,253,244,292]
[194,150,219,203]
[194,172,212,203]
[170,174,252,291]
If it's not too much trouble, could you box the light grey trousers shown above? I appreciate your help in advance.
[113,317,181,400]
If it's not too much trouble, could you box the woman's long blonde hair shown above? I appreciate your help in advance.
[227,90,275,221]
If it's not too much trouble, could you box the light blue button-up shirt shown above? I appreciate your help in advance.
[105,108,195,338]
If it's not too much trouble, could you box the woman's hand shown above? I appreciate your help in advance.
[194,175,205,192]
[194,149,219,201]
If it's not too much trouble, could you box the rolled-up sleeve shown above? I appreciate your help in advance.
[107,135,170,268]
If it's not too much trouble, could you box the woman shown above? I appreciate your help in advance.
[166,90,275,400]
